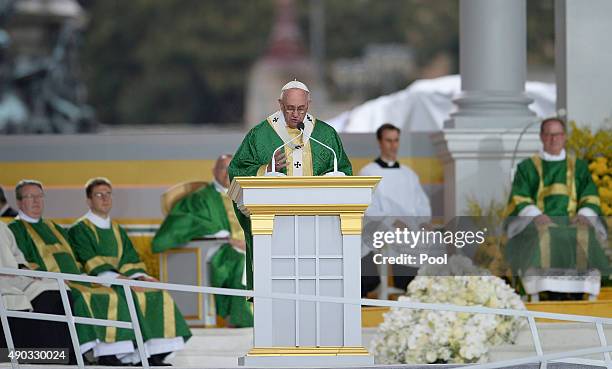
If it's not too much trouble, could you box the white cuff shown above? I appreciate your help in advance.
[129,272,149,280]
[578,207,598,217]
[207,230,230,238]
[518,205,542,217]
[578,207,608,240]
[97,271,120,287]
[507,205,542,239]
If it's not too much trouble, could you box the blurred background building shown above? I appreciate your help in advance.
[0,0,558,133]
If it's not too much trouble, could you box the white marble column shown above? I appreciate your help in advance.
[435,0,540,220]
[555,0,612,130]
[449,0,535,128]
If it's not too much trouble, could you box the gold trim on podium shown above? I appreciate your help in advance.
[229,176,381,192]
[242,203,369,216]
[245,204,367,235]
[230,176,380,236]
[246,346,370,357]
[339,213,363,235]
[251,214,275,235]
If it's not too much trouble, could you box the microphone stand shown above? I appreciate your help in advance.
[266,130,304,176]
[298,123,345,176]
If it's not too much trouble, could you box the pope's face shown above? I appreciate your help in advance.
[213,156,233,189]
[378,128,400,161]
[87,184,113,217]
[540,120,566,156]
[278,89,309,128]
[17,184,44,219]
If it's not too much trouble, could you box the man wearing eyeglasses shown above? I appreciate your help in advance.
[7,179,126,365]
[69,177,191,366]
[504,117,609,300]
[229,80,352,290]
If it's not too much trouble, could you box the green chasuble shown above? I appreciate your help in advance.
[504,154,609,275]
[69,218,192,341]
[152,183,253,327]
[228,118,353,290]
[8,218,126,345]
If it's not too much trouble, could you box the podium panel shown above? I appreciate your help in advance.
[266,215,345,347]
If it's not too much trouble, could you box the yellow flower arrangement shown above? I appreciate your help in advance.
[566,120,612,216]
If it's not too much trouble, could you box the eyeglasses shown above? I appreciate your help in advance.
[93,192,112,199]
[541,132,565,138]
[283,105,307,114]
[21,194,44,200]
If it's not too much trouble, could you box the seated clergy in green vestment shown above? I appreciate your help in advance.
[7,179,137,366]
[0,221,76,364]
[152,155,253,328]
[68,177,191,365]
[504,118,610,298]
[228,80,353,290]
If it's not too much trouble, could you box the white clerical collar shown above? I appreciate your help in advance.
[383,159,397,167]
[85,210,111,229]
[18,210,39,223]
[212,179,228,194]
[0,203,9,215]
[539,148,566,161]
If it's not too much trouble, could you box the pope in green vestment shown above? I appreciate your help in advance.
[228,82,353,290]
[68,178,191,361]
[504,119,609,290]
[152,156,253,328]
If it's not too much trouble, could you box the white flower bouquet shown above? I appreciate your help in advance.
[370,255,526,364]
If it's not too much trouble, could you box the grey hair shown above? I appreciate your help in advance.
[15,179,43,201]
[279,88,311,101]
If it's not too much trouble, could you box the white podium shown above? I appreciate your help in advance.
[229,176,380,367]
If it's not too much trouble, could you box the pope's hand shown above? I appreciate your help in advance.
[230,238,246,251]
[267,150,287,172]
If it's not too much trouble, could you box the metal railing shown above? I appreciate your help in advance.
[0,266,610,369]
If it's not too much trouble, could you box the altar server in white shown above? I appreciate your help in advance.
[359,123,432,295]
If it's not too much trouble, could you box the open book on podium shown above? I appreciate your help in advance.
[229,176,381,367]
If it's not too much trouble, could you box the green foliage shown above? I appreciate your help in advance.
[80,0,553,125]
[566,120,612,161]
[82,0,273,124]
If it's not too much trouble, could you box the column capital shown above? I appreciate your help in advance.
[432,127,541,163]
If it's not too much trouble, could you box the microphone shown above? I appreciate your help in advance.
[266,128,304,176]
[297,123,346,176]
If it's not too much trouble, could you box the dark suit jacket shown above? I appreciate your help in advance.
[1,206,17,218]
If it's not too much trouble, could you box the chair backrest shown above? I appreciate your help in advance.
[160,181,208,216]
